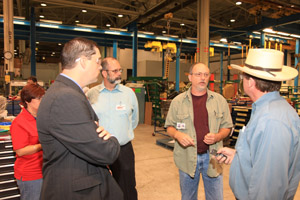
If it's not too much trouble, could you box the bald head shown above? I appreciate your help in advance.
[189,63,210,74]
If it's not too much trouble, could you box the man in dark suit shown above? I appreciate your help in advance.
[37,37,123,200]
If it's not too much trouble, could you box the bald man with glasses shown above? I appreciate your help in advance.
[87,57,139,200]
[165,62,233,200]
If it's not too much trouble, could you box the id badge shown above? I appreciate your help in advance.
[176,122,186,130]
[116,104,126,111]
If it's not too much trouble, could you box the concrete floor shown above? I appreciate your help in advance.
[133,124,300,200]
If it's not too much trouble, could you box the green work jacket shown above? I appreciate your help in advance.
[165,87,233,178]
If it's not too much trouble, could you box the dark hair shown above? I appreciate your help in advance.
[61,37,99,70]
[21,84,45,108]
[27,76,37,83]
[243,73,281,92]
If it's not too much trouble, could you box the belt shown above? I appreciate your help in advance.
[198,150,208,155]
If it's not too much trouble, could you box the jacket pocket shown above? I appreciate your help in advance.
[72,173,102,192]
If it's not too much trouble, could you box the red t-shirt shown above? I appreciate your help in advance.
[10,108,43,181]
[192,93,209,154]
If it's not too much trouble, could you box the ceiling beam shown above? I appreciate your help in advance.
[121,0,177,28]
[138,0,197,29]
[31,0,140,16]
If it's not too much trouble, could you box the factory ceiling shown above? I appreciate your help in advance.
[0,0,300,59]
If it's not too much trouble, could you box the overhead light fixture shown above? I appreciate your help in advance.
[220,38,228,43]
[180,23,185,26]
[41,3,47,7]
[40,19,62,24]
[109,27,127,31]
[82,9,87,13]
[36,42,39,44]
[106,24,111,27]
[58,43,62,46]
[291,34,300,38]
[162,30,166,34]
[77,23,97,28]
[39,15,45,18]
[291,5,295,8]
[13,16,25,20]
[236,1,242,5]
[118,14,123,18]
[263,28,277,34]
[252,31,261,34]
[230,19,235,22]
[75,20,80,23]
[138,31,154,35]
[277,32,290,36]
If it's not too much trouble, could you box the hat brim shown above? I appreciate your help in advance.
[231,64,298,81]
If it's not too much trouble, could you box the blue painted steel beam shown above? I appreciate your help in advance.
[132,25,138,78]
[220,51,223,95]
[30,7,36,76]
[113,41,118,58]
[260,32,265,48]
[0,17,245,55]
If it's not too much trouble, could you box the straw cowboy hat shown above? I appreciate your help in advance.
[231,48,298,81]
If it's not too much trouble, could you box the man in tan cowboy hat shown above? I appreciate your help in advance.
[215,48,300,200]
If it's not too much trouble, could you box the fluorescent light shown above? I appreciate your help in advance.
[118,14,123,18]
[74,27,93,32]
[58,43,62,46]
[180,23,185,26]
[39,23,59,28]
[40,19,62,24]
[252,31,261,34]
[236,1,242,5]
[230,19,235,22]
[77,24,97,28]
[106,24,111,27]
[291,34,300,38]
[75,20,79,23]
[162,30,166,34]
[36,42,39,44]
[263,28,276,34]
[220,38,228,43]
[109,27,127,31]
[163,34,179,38]
[13,16,25,20]
[41,3,47,6]
[39,15,45,18]
[138,31,154,35]
[82,9,87,13]
[277,32,290,36]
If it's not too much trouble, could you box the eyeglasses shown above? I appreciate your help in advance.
[190,72,210,78]
[106,69,123,73]
[75,57,101,65]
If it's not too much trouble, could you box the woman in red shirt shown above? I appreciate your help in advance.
[10,84,45,200]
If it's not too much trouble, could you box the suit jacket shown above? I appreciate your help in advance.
[37,75,123,200]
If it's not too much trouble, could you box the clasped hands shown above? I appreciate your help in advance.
[175,131,220,147]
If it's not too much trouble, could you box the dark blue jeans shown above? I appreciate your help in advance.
[179,153,223,200]
[16,178,42,200]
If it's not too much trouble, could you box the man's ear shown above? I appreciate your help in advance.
[188,74,192,82]
[78,57,87,69]
[248,77,255,88]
